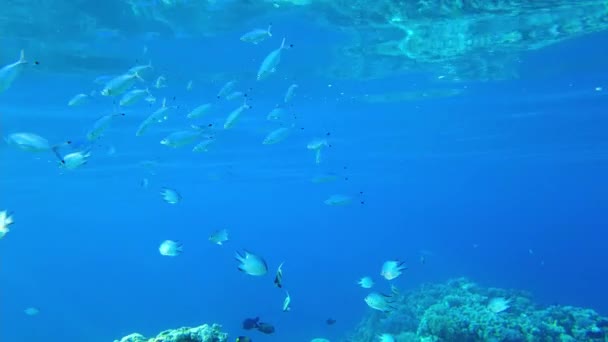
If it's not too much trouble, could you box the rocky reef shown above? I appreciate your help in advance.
[344,278,608,342]
[114,323,228,342]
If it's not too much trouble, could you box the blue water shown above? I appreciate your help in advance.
[1,4,608,342]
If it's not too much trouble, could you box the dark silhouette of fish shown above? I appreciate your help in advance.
[242,317,260,330]
[256,322,275,334]
[326,318,336,325]
[236,336,252,342]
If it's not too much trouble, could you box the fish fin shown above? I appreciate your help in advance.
[19,50,26,63]
[134,71,145,82]
[280,37,286,49]
[267,24,272,36]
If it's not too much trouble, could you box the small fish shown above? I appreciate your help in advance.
[160,130,203,148]
[242,317,260,330]
[0,210,15,239]
[307,138,330,164]
[217,80,236,99]
[141,178,150,189]
[160,187,181,204]
[120,88,150,106]
[381,260,406,280]
[87,113,125,141]
[364,292,395,312]
[274,262,284,288]
[159,240,182,257]
[284,84,298,103]
[68,93,89,106]
[224,101,252,129]
[266,106,286,121]
[378,333,395,342]
[101,72,144,96]
[257,38,291,81]
[209,229,229,245]
[240,24,272,44]
[186,80,193,91]
[0,50,27,93]
[235,250,268,276]
[136,98,171,136]
[225,91,246,101]
[128,61,153,76]
[324,194,352,206]
[262,126,291,145]
[282,290,291,312]
[192,138,215,153]
[187,103,213,119]
[23,307,39,316]
[154,75,167,89]
[256,322,275,334]
[5,132,51,152]
[59,150,91,170]
[326,318,336,325]
[357,276,374,289]
[236,337,252,342]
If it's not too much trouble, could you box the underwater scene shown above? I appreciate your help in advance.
[2,0,608,341]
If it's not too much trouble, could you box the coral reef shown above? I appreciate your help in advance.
[114,323,228,342]
[344,278,608,342]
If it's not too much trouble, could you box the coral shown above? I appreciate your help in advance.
[344,277,608,342]
[114,324,228,342]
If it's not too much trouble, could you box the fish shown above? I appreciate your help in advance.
[326,318,336,325]
[160,130,203,148]
[282,290,291,312]
[0,210,14,239]
[159,240,182,257]
[209,229,229,245]
[87,113,125,141]
[364,292,395,312]
[240,24,272,44]
[257,38,290,81]
[23,307,39,316]
[324,194,352,206]
[274,262,284,288]
[160,188,181,204]
[380,260,407,280]
[242,317,260,330]
[307,138,330,164]
[235,250,268,276]
[187,103,213,119]
[5,132,52,152]
[120,88,150,106]
[236,337,252,342]
[266,106,286,121]
[154,75,167,89]
[186,80,193,91]
[59,150,91,170]
[136,98,171,136]
[193,138,215,153]
[262,126,292,145]
[128,61,153,76]
[357,276,374,289]
[68,93,90,106]
[256,322,275,334]
[101,72,144,96]
[311,174,339,184]
[0,50,27,93]
[225,91,246,101]
[217,80,236,99]
[224,101,252,129]
[378,333,395,342]
[284,84,298,103]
